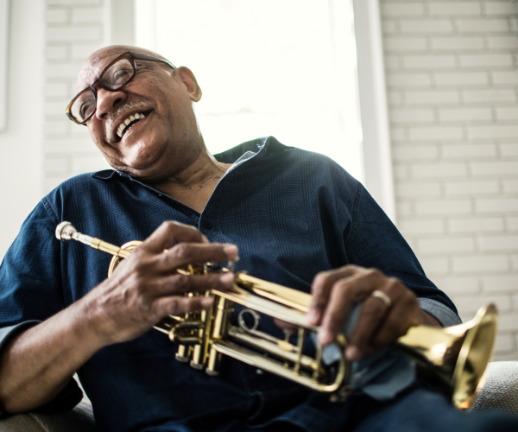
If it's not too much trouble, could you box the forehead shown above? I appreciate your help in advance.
[76,50,125,90]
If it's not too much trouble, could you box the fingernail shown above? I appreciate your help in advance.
[223,244,238,258]
[346,346,361,361]
[219,272,235,286]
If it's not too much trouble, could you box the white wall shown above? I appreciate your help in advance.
[380,0,518,360]
[0,0,111,260]
[43,0,110,195]
[0,0,44,258]
[135,1,364,181]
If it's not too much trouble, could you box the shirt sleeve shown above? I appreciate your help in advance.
[0,200,64,326]
[418,298,462,327]
[343,183,460,321]
[0,321,84,418]
[0,321,41,350]
[0,201,83,417]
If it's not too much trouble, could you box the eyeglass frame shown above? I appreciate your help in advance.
[65,51,177,125]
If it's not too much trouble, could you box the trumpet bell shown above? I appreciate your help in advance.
[396,303,497,409]
[452,303,497,409]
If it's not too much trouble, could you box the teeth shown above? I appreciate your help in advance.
[116,112,146,139]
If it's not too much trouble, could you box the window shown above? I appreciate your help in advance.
[135,0,363,181]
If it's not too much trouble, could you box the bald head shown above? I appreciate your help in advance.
[77,45,172,90]
[74,44,205,181]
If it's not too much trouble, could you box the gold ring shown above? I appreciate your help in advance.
[371,290,392,308]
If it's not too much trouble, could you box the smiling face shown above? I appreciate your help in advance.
[77,46,204,182]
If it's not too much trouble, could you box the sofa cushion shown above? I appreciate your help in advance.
[0,400,95,432]
[471,361,518,416]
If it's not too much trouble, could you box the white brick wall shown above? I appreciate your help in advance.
[44,0,108,194]
[381,0,518,360]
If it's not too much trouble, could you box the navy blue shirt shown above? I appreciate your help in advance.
[0,137,459,431]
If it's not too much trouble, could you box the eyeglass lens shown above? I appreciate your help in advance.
[70,57,135,123]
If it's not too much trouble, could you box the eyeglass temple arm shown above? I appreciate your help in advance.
[129,51,176,70]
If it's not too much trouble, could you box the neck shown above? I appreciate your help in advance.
[149,151,231,213]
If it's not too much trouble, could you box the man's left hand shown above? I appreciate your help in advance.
[306,265,440,361]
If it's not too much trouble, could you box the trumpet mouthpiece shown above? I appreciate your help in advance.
[55,221,77,241]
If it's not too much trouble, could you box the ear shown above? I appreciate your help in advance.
[176,66,202,102]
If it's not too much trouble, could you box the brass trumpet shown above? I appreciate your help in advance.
[55,221,497,409]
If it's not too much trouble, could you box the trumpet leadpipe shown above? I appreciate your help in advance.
[56,221,131,258]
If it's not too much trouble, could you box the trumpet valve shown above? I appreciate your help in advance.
[175,345,190,363]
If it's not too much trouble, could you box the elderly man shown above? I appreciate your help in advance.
[0,46,516,432]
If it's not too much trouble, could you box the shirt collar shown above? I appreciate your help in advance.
[91,136,285,181]
[92,169,119,180]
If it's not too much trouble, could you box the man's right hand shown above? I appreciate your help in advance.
[0,221,238,413]
[83,221,238,346]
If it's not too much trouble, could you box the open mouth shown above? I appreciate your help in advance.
[116,111,151,140]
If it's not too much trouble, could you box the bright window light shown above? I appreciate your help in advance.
[135,0,363,181]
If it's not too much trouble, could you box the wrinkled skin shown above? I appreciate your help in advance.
[87,221,238,346]
[79,46,205,183]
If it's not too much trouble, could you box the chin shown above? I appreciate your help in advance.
[123,144,166,171]
[123,158,171,181]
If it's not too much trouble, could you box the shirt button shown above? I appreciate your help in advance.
[203,221,214,230]
[158,194,162,197]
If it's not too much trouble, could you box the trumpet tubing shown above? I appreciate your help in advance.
[55,221,498,409]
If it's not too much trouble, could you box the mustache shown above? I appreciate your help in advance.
[106,100,151,141]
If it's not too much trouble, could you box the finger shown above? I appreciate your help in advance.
[346,294,392,361]
[317,280,356,345]
[317,269,386,345]
[155,272,235,296]
[370,291,420,352]
[307,266,358,325]
[153,295,214,318]
[156,243,239,272]
[144,221,208,253]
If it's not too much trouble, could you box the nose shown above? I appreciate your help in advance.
[95,87,128,120]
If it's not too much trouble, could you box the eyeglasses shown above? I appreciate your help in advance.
[65,51,176,125]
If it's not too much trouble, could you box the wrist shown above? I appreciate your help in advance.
[420,309,442,328]
[69,286,116,352]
